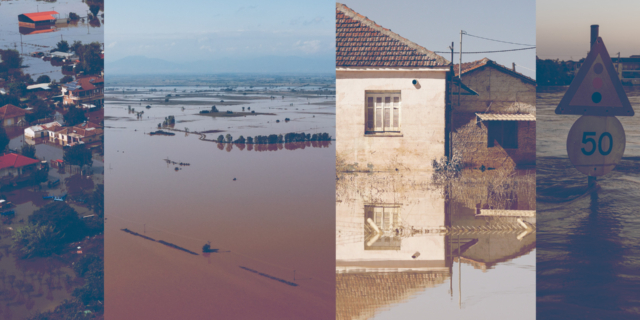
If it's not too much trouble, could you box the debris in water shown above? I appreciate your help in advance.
[233,178,236,181]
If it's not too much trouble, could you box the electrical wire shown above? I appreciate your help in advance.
[434,46,535,54]
[464,33,535,46]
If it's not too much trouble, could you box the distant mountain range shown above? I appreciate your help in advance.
[106,55,334,74]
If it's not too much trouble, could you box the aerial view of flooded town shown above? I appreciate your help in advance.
[104,73,336,319]
[0,0,104,319]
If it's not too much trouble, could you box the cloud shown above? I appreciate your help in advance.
[107,42,117,48]
[236,5,257,13]
[293,40,321,54]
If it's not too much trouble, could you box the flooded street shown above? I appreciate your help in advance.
[0,0,103,81]
[104,81,337,319]
[336,170,536,319]
[537,87,640,318]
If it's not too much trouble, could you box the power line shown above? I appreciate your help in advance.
[434,47,535,54]
[464,33,535,46]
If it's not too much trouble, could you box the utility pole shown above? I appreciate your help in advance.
[459,30,465,106]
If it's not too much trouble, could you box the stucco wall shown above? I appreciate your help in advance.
[453,66,536,167]
[337,69,447,172]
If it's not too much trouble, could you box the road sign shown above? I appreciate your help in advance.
[566,115,625,176]
[555,37,634,116]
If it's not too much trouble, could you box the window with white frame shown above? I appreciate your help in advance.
[365,92,401,133]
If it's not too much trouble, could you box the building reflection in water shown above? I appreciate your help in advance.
[336,169,535,320]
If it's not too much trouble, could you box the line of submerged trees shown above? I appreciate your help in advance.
[216,132,331,144]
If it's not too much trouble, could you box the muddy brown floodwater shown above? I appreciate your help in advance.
[537,87,640,319]
[105,85,336,319]
[336,169,536,319]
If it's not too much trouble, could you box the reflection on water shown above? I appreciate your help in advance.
[336,170,535,319]
[537,88,640,318]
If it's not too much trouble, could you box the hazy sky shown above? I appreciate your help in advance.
[537,0,640,61]
[106,0,334,62]
[340,0,536,79]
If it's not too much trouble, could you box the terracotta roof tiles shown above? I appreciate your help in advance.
[336,3,449,68]
[0,104,27,120]
[454,58,536,85]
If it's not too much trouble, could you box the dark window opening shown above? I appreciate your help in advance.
[487,121,518,149]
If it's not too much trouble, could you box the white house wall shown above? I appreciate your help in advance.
[337,69,447,172]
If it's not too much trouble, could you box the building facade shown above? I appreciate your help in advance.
[453,59,536,168]
[336,3,451,172]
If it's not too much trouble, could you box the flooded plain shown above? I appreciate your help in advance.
[104,80,336,319]
[537,87,640,319]
[0,0,103,81]
[336,169,536,319]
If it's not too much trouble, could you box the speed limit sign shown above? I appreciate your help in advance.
[566,115,625,176]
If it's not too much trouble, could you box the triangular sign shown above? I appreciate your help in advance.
[555,37,634,116]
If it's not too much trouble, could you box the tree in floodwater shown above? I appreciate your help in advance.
[64,144,93,167]
[217,135,224,143]
[20,144,36,158]
[0,127,9,153]
[225,134,233,143]
[56,40,70,53]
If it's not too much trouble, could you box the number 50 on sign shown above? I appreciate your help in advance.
[567,115,625,176]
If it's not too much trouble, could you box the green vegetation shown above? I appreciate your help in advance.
[64,105,88,126]
[20,144,36,158]
[12,225,62,258]
[72,42,103,75]
[0,49,23,70]
[36,75,51,84]
[64,144,94,167]
[61,75,74,84]
[28,254,104,319]
[56,40,70,53]
[0,127,8,153]
[12,202,87,258]
[536,58,581,86]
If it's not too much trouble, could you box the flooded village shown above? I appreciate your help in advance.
[0,0,104,318]
[104,73,337,319]
[335,3,535,319]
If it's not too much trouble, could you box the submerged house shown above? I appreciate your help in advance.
[24,121,62,139]
[0,153,40,182]
[49,122,103,146]
[62,76,104,107]
[18,11,59,29]
[336,4,535,171]
[0,104,27,127]
[453,58,536,168]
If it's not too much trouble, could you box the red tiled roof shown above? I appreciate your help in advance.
[0,153,39,170]
[0,104,27,120]
[71,76,104,92]
[22,11,59,22]
[336,3,449,68]
[454,58,536,85]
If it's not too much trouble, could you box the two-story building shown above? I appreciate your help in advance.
[49,122,103,146]
[61,76,104,107]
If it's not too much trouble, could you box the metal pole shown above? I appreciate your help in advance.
[459,31,463,106]
[590,25,599,49]
[589,25,599,189]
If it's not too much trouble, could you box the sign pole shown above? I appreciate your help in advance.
[589,25,598,189]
